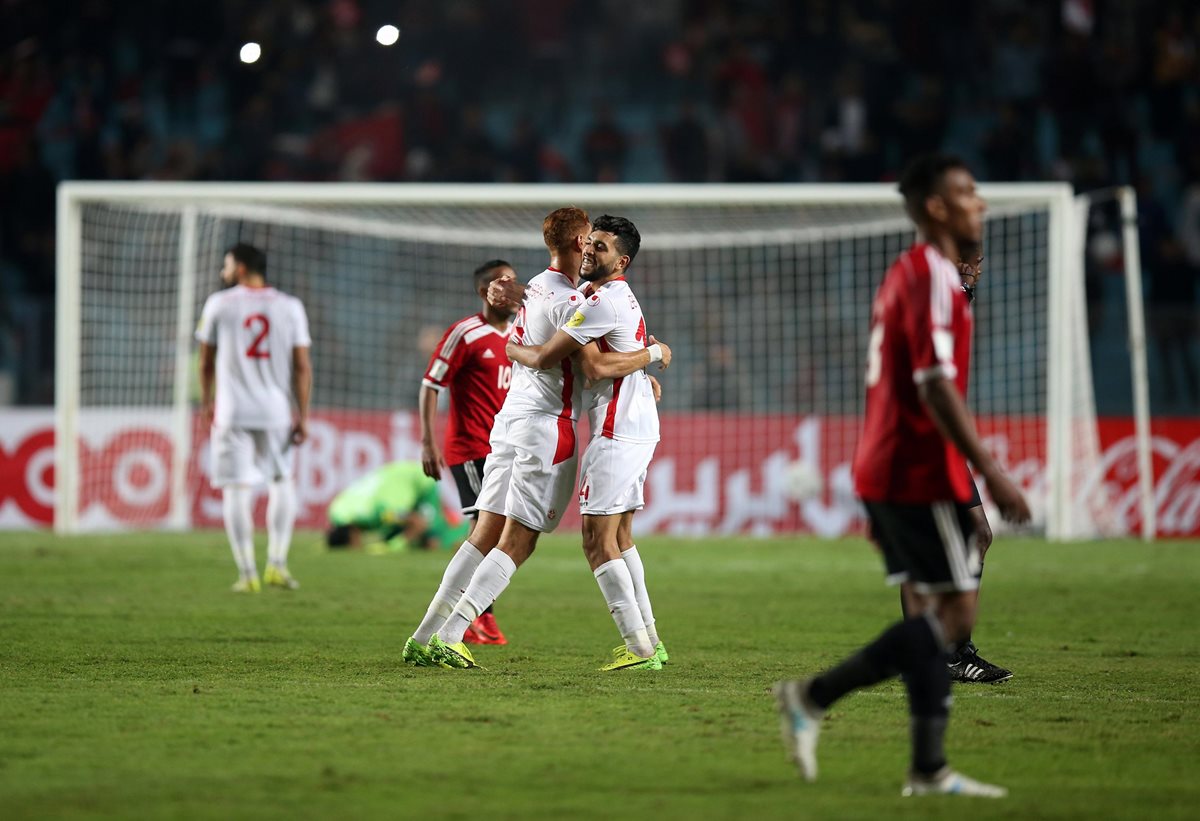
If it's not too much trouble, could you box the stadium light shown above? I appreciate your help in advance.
[376,25,400,46]
[239,42,262,64]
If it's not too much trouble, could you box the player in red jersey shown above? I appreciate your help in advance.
[774,154,1030,798]
[419,259,517,645]
[897,245,1012,684]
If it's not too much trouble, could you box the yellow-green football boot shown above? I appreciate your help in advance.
[402,636,445,668]
[428,635,481,669]
[601,645,663,671]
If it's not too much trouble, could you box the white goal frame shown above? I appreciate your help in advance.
[54,181,1153,540]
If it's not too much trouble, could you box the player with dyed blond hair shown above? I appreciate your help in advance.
[197,243,312,592]
[403,207,668,669]
[507,215,669,671]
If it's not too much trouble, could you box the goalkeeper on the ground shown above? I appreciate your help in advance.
[325,462,468,554]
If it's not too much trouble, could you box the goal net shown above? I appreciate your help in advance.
[55,183,1139,539]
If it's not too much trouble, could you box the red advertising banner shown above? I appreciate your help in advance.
[1,409,1198,537]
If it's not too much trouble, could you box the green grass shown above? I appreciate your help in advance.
[0,532,1197,820]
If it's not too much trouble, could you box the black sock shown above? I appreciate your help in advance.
[899,588,911,620]
[809,614,944,711]
[910,715,949,776]
[903,623,952,775]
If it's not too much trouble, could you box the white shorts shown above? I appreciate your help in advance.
[475,414,577,533]
[210,426,294,488]
[577,437,656,516]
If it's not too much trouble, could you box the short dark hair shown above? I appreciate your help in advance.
[591,214,641,264]
[226,243,267,276]
[326,525,353,548]
[898,154,970,223]
[473,259,511,286]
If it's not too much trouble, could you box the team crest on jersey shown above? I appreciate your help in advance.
[567,293,582,306]
[587,293,601,306]
[567,310,586,328]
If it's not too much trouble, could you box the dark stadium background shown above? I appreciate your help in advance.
[1,0,1197,414]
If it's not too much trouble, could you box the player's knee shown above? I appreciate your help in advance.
[499,521,539,566]
[473,511,505,550]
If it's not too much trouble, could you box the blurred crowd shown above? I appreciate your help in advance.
[1,0,1197,410]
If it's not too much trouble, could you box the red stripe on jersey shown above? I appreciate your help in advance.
[596,338,622,439]
[553,357,575,465]
[602,377,623,439]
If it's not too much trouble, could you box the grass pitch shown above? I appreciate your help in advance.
[0,531,1197,820]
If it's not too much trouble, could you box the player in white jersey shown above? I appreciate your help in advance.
[196,243,312,593]
[505,215,668,670]
[403,208,669,669]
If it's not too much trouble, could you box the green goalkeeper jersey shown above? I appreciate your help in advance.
[328,462,466,548]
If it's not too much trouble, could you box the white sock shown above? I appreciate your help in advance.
[622,546,659,647]
[222,486,257,579]
[267,479,297,569]
[413,542,485,644]
[438,549,517,645]
[594,559,653,658]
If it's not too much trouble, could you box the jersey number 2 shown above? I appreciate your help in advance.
[244,314,270,359]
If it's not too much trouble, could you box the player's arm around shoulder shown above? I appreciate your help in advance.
[506,328,583,370]
[577,335,671,382]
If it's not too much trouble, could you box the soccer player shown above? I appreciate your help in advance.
[196,243,312,592]
[774,155,1031,797]
[325,461,469,553]
[505,215,668,671]
[419,259,518,645]
[402,207,664,669]
[899,246,1013,684]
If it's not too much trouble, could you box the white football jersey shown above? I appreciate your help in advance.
[500,267,585,423]
[562,277,660,444]
[195,285,311,429]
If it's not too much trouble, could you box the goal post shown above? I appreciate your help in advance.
[54,181,1147,540]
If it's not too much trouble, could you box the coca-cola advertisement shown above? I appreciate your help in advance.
[1,409,1197,537]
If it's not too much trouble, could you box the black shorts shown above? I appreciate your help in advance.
[967,476,982,508]
[449,457,488,518]
[864,500,982,594]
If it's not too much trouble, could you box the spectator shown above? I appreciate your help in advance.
[581,104,628,182]
[661,101,709,182]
